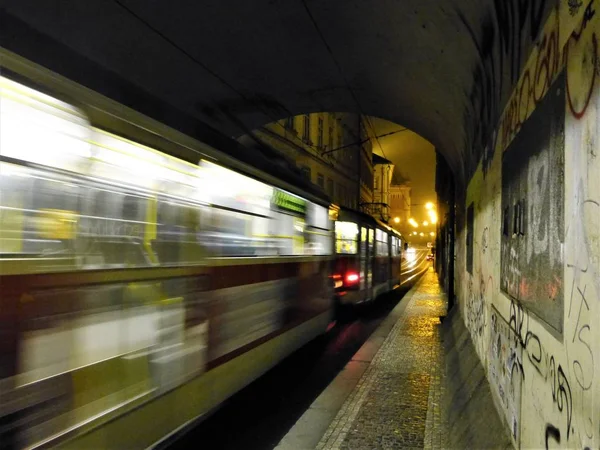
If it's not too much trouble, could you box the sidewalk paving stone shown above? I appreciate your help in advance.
[316,270,449,450]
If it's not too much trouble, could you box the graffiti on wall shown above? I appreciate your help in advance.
[488,300,587,448]
[560,1,600,446]
[458,1,600,448]
[459,0,552,177]
[465,272,495,360]
[489,306,522,443]
[500,71,565,333]
[565,0,598,121]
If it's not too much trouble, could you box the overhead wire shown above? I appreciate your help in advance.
[299,0,391,161]
[113,0,313,153]
[114,0,399,188]
[321,127,407,156]
[114,0,341,163]
[363,114,389,161]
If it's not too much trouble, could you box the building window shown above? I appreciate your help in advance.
[328,126,333,151]
[285,116,295,131]
[317,117,324,149]
[317,173,324,189]
[300,166,311,182]
[303,115,310,143]
[327,178,334,197]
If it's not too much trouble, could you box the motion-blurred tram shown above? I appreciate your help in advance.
[331,207,403,306]
[0,51,335,448]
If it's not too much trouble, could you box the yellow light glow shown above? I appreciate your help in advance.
[419,232,424,236]
[394,217,400,224]
[430,232,435,237]
[335,221,359,238]
[423,221,429,226]
[199,160,273,211]
[408,218,418,228]
[428,211,438,224]
[425,202,434,210]
[1,76,91,173]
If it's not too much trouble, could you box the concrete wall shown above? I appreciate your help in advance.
[455,1,600,448]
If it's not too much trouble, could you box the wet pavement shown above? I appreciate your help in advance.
[308,269,449,450]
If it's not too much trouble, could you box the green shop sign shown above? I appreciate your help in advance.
[272,190,307,215]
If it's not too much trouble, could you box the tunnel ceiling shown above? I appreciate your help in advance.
[3,0,554,181]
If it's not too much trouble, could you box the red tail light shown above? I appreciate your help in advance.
[345,272,359,284]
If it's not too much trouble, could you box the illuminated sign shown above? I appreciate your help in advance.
[272,190,307,215]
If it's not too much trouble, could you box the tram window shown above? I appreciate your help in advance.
[335,221,358,254]
[305,203,332,255]
[78,188,152,268]
[375,229,389,257]
[268,211,305,256]
[14,171,81,256]
[197,206,277,257]
[122,195,142,221]
[86,190,146,239]
[361,227,368,256]
[155,199,203,264]
[307,203,329,230]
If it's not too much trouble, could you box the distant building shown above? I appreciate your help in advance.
[367,153,394,222]
[389,173,411,232]
[238,112,373,210]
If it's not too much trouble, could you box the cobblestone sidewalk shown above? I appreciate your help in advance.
[316,270,448,450]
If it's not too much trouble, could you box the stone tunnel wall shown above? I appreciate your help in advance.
[455,1,600,448]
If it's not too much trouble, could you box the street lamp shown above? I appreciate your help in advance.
[425,202,434,210]
[428,210,438,224]
[394,217,400,224]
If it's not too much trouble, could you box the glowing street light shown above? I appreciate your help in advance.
[419,232,424,237]
[428,210,438,224]
[423,221,429,226]
[425,202,434,210]
[408,218,418,228]
[430,232,435,237]
[394,217,400,224]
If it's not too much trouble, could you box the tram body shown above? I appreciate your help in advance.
[0,52,335,448]
[332,207,403,305]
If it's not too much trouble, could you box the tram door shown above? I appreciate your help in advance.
[360,227,373,300]
[359,227,367,294]
[367,228,374,300]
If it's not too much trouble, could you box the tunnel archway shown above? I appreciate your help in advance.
[2,0,555,186]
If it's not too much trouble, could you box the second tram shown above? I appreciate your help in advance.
[332,207,403,305]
